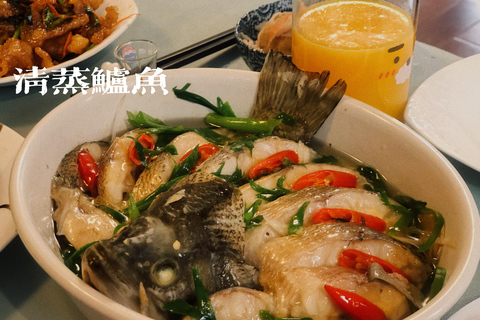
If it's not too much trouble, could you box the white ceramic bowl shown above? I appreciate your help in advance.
[10,68,480,320]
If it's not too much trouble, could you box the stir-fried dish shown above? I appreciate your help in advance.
[0,0,122,78]
[51,52,445,320]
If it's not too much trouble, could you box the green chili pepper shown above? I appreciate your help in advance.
[428,267,446,300]
[417,209,445,252]
[206,113,281,134]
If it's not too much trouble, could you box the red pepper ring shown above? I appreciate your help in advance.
[179,143,220,172]
[312,208,387,233]
[324,285,387,320]
[128,133,156,166]
[248,150,299,180]
[338,249,412,283]
[291,170,357,191]
[78,150,99,197]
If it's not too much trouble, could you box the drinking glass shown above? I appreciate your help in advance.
[114,40,158,74]
[292,0,419,121]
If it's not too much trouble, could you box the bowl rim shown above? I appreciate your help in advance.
[10,67,480,320]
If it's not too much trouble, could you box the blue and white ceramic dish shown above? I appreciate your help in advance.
[235,0,292,71]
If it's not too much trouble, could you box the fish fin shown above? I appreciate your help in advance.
[252,51,347,143]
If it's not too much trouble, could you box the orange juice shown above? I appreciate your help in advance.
[292,0,416,120]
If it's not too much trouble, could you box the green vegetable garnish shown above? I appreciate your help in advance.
[259,310,313,320]
[275,112,297,126]
[97,205,127,224]
[206,113,281,134]
[85,6,100,29]
[428,267,446,300]
[249,176,292,202]
[127,111,187,135]
[212,163,244,187]
[229,133,269,153]
[312,155,338,164]
[126,193,140,220]
[163,266,217,320]
[63,241,98,277]
[134,175,187,212]
[98,175,187,222]
[173,83,236,117]
[244,199,264,229]
[13,21,23,39]
[194,128,230,145]
[288,201,309,235]
[357,165,444,252]
[170,145,199,180]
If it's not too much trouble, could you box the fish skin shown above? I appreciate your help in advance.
[81,172,258,319]
[252,51,347,143]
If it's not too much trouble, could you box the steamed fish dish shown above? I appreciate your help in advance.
[51,52,445,320]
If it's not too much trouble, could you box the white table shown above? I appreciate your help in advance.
[0,1,478,319]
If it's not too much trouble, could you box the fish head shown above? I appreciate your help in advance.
[81,214,211,317]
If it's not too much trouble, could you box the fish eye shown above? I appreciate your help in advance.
[151,259,179,287]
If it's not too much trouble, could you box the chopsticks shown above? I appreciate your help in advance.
[157,28,237,70]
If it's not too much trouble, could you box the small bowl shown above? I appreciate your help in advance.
[235,0,292,71]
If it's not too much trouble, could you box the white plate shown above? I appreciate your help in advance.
[448,297,480,320]
[0,0,138,87]
[0,124,24,251]
[405,54,480,172]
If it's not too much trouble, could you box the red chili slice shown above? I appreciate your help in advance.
[312,208,387,233]
[78,150,99,197]
[128,133,156,165]
[180,143,220,172]
[324,285,387,320]
[248,150,299,180]
[338,249,411,283]
[291,170,357,191]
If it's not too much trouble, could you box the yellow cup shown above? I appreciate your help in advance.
[292,0,419,121]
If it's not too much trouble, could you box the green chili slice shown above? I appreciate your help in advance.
[428,267,446,300]
[417,209,445,253]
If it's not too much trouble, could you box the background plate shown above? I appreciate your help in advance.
[405,54,480,172]
[448,297,480,320]
[0,124,23,251]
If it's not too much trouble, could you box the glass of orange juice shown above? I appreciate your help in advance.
[292,0,419,121]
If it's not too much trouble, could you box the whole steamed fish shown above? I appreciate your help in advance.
[81,172,258,319]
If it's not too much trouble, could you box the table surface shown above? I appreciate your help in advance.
[1,1,479,319]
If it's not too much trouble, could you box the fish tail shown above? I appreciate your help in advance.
[252,51,346,142]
